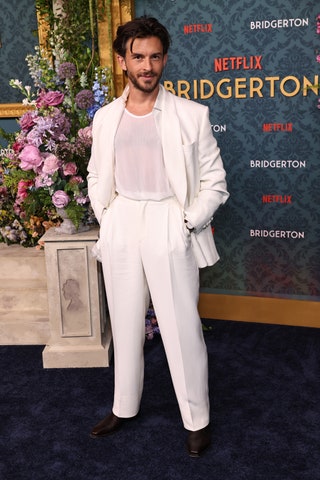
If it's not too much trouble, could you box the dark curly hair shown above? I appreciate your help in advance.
[113,16,171,57]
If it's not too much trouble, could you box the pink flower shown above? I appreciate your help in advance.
[69,175,84,185]
[0,186,8,197]
[19,145,43,171]
[36,90,64,108]
[35,174,54,188]
[42,153,61,175]
[75,193,88,205]
[63,162,78,176]
[17,179,33,201]
[13,203,22,216]
[78,126,92,138]
[316,54,320,63]
[52,190,70,208]
[12,140,24,153]
[78,126,92,146]
[19,111,36,132]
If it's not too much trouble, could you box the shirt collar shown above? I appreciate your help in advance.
[120,84,164,112]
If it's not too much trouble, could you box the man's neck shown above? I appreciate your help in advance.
[125,84,160,116]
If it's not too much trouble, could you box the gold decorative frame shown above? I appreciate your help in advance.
[0,0,134,118]
[98,0,135,97]
[0,104,30,118]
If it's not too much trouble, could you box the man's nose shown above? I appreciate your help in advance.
[143,57,152,70]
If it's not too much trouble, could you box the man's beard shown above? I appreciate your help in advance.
[127,69,163,94]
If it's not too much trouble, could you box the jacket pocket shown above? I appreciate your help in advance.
[182,141,197,166]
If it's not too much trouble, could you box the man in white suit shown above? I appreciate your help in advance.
[87,16,229,457]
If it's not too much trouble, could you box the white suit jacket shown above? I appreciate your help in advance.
[87,84,229,268]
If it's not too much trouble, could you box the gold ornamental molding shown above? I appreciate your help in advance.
[0,103,31,118]
[98,0,134,98]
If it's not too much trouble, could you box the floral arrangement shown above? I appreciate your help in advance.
[0,47,113,247]
[0,0,114,246]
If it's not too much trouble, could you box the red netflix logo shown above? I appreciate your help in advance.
[184,24,212,34]
[214,55,262,72]
[262,195,292,204]
[263,123,293,132]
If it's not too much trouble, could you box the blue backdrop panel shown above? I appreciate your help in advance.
[135,0,320,301]
[0,0,38,103]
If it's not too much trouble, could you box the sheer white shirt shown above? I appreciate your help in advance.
[114,109,173,201]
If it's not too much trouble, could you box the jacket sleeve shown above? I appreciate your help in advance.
[87,112,106,224]
[183,106,229,232]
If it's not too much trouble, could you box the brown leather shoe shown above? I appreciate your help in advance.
[186,424,211,457]
[90,412,134,438]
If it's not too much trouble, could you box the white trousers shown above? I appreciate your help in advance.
[99,195,209,431]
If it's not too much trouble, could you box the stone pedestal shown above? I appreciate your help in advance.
[41,227,112,368]
[0,244,49,345]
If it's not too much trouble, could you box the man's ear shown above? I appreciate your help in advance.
[117,55,127,72]
[163,53,168,67]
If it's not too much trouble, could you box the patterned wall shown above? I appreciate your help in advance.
[135,0,320,300]
[0,0,38,103]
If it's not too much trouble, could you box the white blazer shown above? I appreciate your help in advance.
[87,85,229,268]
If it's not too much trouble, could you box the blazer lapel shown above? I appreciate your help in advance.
[98,94,126,204]
[155,87,188,207]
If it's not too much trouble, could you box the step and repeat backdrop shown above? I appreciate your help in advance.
[135,0,320,302]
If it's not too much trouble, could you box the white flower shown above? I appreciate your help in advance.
[80,72,88,88]
[9,79,23,88]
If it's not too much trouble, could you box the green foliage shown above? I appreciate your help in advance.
[23,188,53,218]
[0,128,16,145]
[65,202,87,229]
[35,0,112,86]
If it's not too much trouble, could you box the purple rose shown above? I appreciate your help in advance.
[19,145,43,171]
[52,190,70,208]
[37,90,64,108]
[19,111,36,132]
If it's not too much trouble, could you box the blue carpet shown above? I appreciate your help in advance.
[1,320,320,480]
